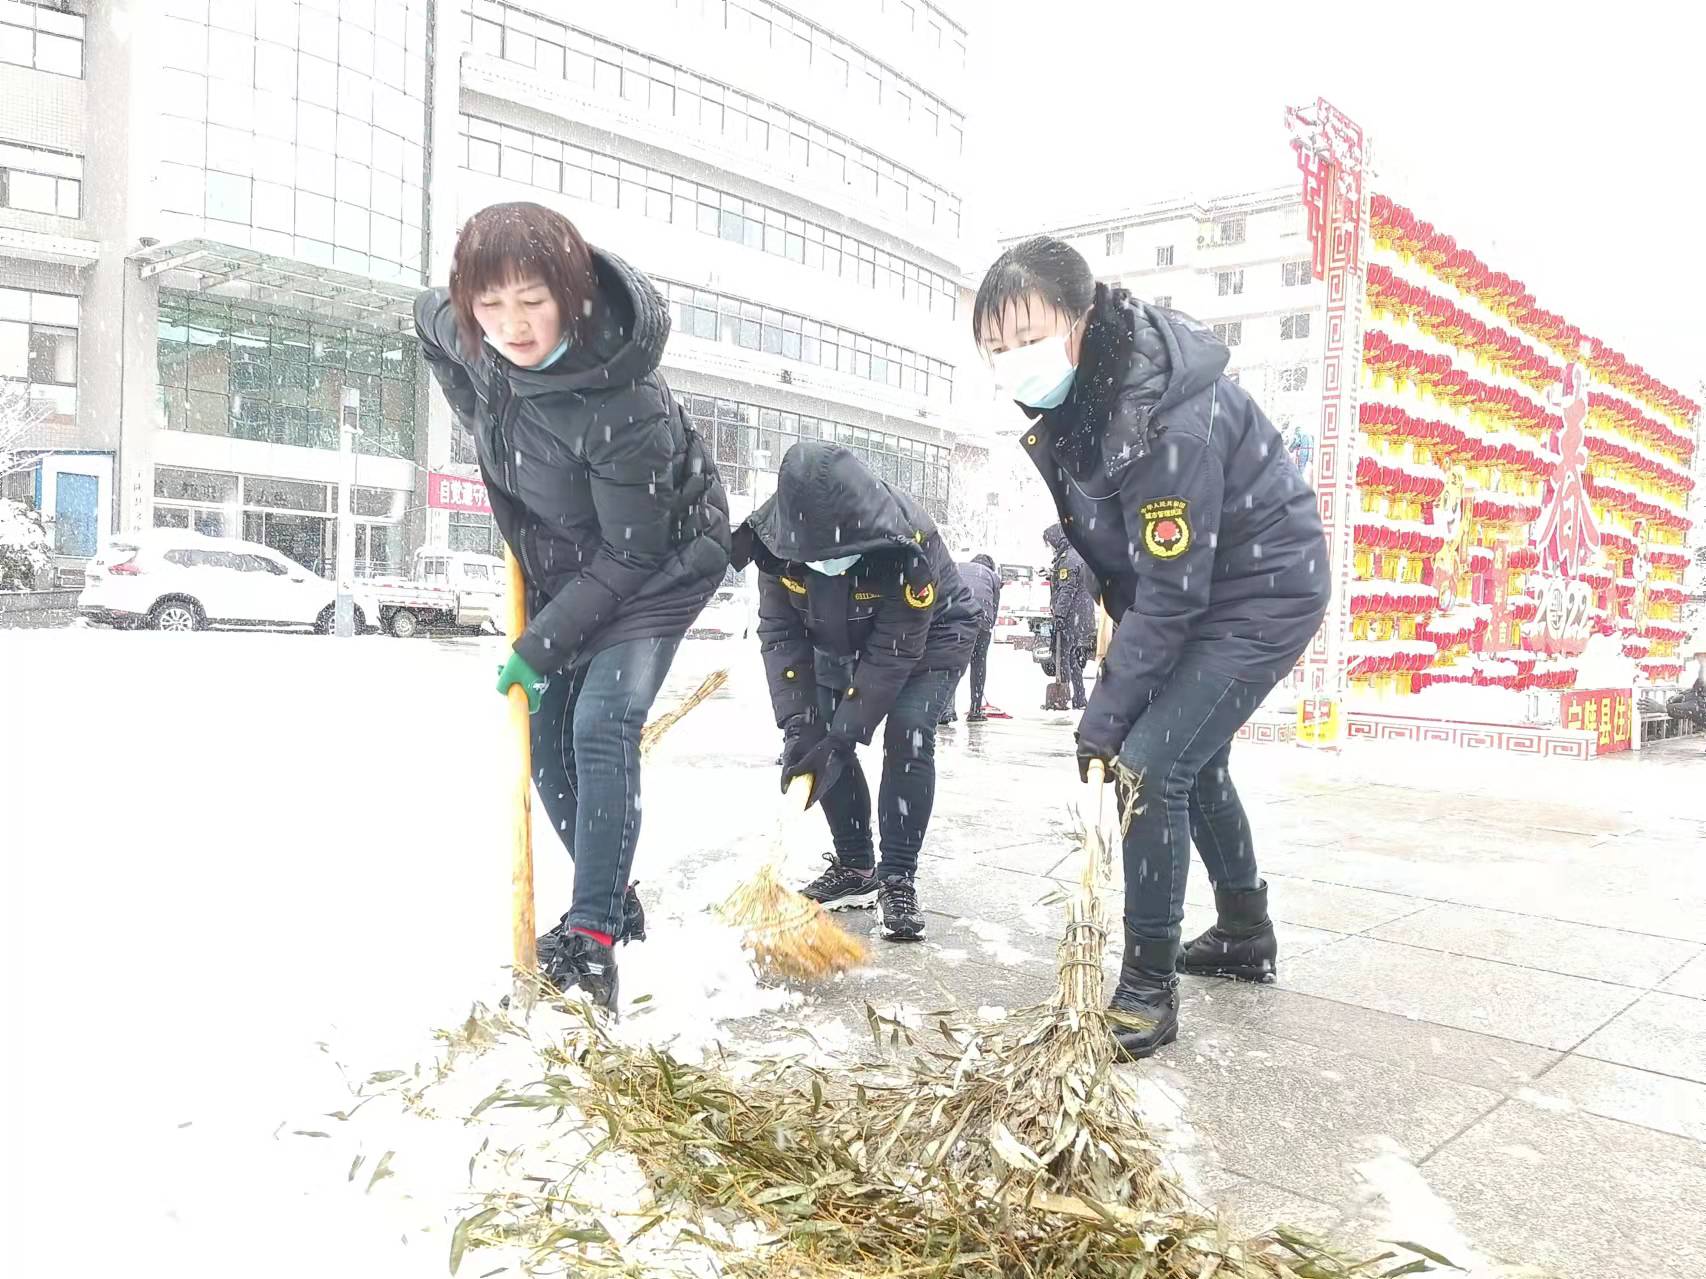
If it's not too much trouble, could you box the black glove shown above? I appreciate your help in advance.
[782,729,853,809]
[1076,738,1115,785]
[779,714,827,782]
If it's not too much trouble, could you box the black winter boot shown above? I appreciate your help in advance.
[542,931,620,1012]
[536,884,646,962]
[1108,935,1180,1061]
[1178,881,1277,982]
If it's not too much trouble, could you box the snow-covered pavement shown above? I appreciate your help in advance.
[3,625,1703,1277]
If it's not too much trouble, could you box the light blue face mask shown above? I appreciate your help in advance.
[806,554,861,576]
[485,334,570,369]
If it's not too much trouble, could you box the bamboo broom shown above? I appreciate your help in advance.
[718,775,869,981]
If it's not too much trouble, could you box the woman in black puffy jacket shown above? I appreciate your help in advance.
[417,202,730,1010]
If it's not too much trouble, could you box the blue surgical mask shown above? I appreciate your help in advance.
[988,319,1082,410]
[806,554,861,576]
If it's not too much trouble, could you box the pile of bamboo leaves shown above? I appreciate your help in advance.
[449,803,1464,1277]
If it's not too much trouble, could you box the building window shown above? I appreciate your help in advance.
[1153,295,1172,309]
[1215,216,1246,245]
[156,293,417,460]
[1156,245,1174,267]
[154,2,430,284]
[682,393,951,518]
[0,286,78,421]
[450,425,479,465]
[1281,259,1313,287]
[1279,365,1310,392]
[448,511,501,556]
[1212,322,1243,347]
[467,4,959,235]
[1216,270,1244,297]
[0,1,84,77]
[459,116,956,319]
[1280,313,1312,341]
[0,141,82,216]
[661,281,953,402]
[1105,230,1124,256]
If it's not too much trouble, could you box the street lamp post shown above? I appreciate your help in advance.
[335,387,359,637]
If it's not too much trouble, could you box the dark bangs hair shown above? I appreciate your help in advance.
[971,236,1095,347]
[448,202,598,358]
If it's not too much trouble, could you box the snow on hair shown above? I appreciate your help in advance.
[972,236,1094,347]
[448,202,598,357]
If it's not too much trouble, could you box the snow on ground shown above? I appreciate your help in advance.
[0,627,1079,1276]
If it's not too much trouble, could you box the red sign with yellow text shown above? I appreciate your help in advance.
[1560,688,1632,755]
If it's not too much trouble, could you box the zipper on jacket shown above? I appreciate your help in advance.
[486,366,536,583]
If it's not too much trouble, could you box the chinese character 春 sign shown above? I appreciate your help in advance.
[1561,688,1632,754]
[426,471,491,514]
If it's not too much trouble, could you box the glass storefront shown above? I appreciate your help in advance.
[156,294,418,460]
[153,465,405,578]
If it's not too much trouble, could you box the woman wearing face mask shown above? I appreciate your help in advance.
[974,237,1330,1059]
[416,202,730,1010]
[731,441,978,941]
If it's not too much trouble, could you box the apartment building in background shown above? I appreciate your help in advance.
[1009,188,1325,443]
[0,0,979,582]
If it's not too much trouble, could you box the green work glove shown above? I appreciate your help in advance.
[496,649,547,715]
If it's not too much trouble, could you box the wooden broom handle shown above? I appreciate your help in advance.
[505,548,537,985]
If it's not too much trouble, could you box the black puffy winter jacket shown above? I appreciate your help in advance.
[1043,524,1098,647]
[732,443,978,744]
[1021,288,1330,752]
[416,248,730,674]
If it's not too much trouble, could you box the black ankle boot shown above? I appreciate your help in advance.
[1107,935,1179,1061]
[543,932,620,1013]
[1178,881,1277,982]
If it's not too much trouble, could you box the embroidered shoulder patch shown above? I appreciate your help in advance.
[904,581,936,609]
[780,575,807,595]
[1140,498,1192,560]
[1057,567,1070,581]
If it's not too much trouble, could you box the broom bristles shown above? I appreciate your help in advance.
[720,863,868,981]
[639,669,728,756]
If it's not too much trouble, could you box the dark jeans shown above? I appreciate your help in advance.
[1115,659,1278,958]
[949,626,993,713]
[532,635,683,937]
[816,667,958,879]
[1053,624,1087,704]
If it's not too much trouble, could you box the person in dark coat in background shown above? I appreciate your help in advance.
[1042,523,1097,711]
[974,237,1330,1059]
[418,202,730,1010]
[1667,647,1706,745]
[733,442,977,941]
[940,553,1002,725]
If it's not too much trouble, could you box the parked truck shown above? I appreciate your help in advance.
[368,547,505,638]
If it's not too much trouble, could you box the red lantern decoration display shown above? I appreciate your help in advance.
[1352,194,1698,704]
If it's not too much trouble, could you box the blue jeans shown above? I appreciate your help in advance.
[816,667,958,879]
[1116,660,1277,950]
[531,635,682,937]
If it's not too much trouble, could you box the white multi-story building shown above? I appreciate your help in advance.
[1012,186,1324,442]
[1,0,978,581]
[429,0,976,554]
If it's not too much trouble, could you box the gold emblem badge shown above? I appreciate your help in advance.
[1140,498,1191,560]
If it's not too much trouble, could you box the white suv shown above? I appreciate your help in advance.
[80,531,377,633]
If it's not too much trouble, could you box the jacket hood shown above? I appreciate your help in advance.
[1043,523,1068,552]
[508,247,669,397]
[746,443,929,563]
[1109,291,1228,416]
